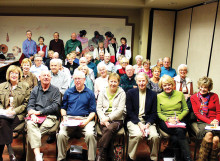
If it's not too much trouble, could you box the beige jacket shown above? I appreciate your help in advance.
[96,87,126,121]
[0,81,30,120]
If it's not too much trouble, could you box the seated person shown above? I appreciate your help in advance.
[96,73,125,161]
[70,65,94,91]
[65,53,79,75]
[21,58,38,90]
[26,70,61,161]
[147,66,162,94]
[45,50,54,70]
[70,51,79,65]
[157,75,191,161]
[94,63,109,99]
[126,72,159,161]
[0,65,30,161]
[174,64,193,100]
[116,57,129,77]
[160,57,176,78]
[139,59,153,78]
[30,54,48,80]
[191,76,220,161]
[99,53,115,74]
[85,53,97,78]
[78,57,95,83]
[119,65,137,92]
[57,59,72,86]
[57,71,96,161]
[94,51,104,66]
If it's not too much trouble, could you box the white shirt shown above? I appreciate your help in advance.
[30,64,48,80]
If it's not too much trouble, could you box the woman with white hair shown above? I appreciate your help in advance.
[94,63,109,99]
[133,55,143,74]
[173,64,193,100]
[79,57,95,83]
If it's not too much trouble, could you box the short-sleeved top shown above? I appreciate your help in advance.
[160,66,177,78]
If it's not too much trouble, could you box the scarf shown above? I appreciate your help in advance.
[119,44,127,55]
[197,92,210,116]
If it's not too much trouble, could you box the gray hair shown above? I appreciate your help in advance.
[40,70,51,76]
[73,70,85,79]
[157,58,163,63]
[135,55,143,62]
[34,54,42,60]
[125,65,133,71]
[177,64,188,74]
[104,53,110,57]
[53,52,59,56]
[79,57,88,63]
[135,72,149,82]
[97,63,107,73]
[50,58,60,64]
[57,59,63,66]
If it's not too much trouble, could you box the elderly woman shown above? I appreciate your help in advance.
[79,57,95,83]
[139,59,153,78]
[174,64,193,100]
[116,37,131,60]
[65,53,79,75]
[20,58,38,90]
[190,77,220,161]
[0,65,30,161]
[147,66,162,94]
[94,63,109,99]
[157,75,192,161]
[96,73,126,161]
[133,55,143,74]
[70,65,94,91]
[116,57,129,77]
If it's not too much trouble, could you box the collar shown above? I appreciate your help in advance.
[23,71,31,78]
[39,84,52,92]
[26,38,32,41]
[4,81,23,89]
[72,85,89,93]
[51,70,60,76]
[125,74,135,80]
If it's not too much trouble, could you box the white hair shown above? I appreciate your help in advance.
[53,52,59,57]
[79,57,88,63]
[135,72,149,81]
[40,70,51,76]
[97,63,107,73]
[50,58,60,64]
[177,64,188,74]
[73,70,85,78]
[34,54,42,60]
[104,53,110,57]
[135,55,143,62]
[125,65,133,71]
[157,58,163,63]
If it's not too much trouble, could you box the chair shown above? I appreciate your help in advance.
[96,124,127,161]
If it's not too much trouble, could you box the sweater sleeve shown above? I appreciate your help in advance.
[178,92,189,120]
[215,94,220,122]
[157,95,168,121]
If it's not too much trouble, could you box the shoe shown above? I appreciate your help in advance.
[9,154,17,161]
[46,134,56,144]
[127,156,134,161]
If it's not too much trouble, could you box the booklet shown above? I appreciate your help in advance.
[62,116,84,126]
[25,115,47,124]
[165,121,186,128]
[0,109,15,119]
[205,126,220,131]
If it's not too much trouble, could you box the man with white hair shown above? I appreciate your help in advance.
[57,70,96,161]
[56,59,72,86]
[85,53,97,78]
[151,58,163,69]
[26,70,61,161]
[119,65,137,92]
[65,32,82,57]
[160,57,176,78]
[78,57,95,83]
[50,59,69,95]
[99,53,115,73]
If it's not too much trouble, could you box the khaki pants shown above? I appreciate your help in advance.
[57,119,96,161]
[26,115,57,161]
[127,121,159,161]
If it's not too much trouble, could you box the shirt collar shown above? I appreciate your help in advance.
[72,85,88,93]
[4,81,22,89]
[39,83,52,92]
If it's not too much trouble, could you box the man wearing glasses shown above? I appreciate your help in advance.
[57,70,96,161]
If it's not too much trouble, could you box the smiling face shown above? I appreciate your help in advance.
[85,54,92,63]
[126,66,134,78]
[99,66,107,78]
[50,62,59,75]
[152,69,160,78]
[99,52,104,60]
[199,85,209,95]
[163,57,170,69]
[108,76,119,92]
[179,67,187,79]
[162,83,173,94]
[74,76,86,90]
[143,62,150,70]
[79,60,87,66]
[136,74,148,91]
[121,39,126,45]
[9,70,19,84]
[104,55,110,63]
[136,58,142,66]
[26,31,32,40]
[71,33,77,40]
[34,57,43,67]
[22,63,31,73]
[79,66,88,75]
[53,33,59,40]
[39,71,51,86]
[38,38,44,45]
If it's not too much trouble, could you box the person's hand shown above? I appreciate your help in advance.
[133,86,137,88]
[211,119,219,126]
[28,109,35,116]
[6,108,16,116]
[34,111,41,115]
[168,117,177,124]
[31,114,39,123]
[138,122,146,137]
[62,116,68,122]
[79,119,89,128]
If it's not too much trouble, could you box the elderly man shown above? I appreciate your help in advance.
[151,58,163,69]
[57,71,96,161]
[99,53,115,74]
[85,53,97,78]
[65,33,82,57]
[50,59,69,95]
[119,65,137,92]
[126,72,159,161]
[22,30,37,60]
[30,54,48,80]
[160,57,176,78]
[95,52,104,65]
[26,70,61,161]
[49,32,65,61]
[78,57,95,83]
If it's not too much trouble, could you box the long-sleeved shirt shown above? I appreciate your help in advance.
[30,64,48,80]
[27,84,61,116]
[119,74,137,92]
[21,71,38,90]
[61,86,96,116]
[49,39,65,60]
[99,61,115,73]
[157,90,189,121]
[87,62,97,78]
[22,39,37,58]
[64,39,82,55]
[94,75,109,99]
[50,71,69,95]
[160,66,177,78]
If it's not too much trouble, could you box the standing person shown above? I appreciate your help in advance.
[65,33,82,58]
[126,72,159,161]
[57,71,96,161]
[191,76,220,161]
[116,37,131,60]
[108,37,118,63]
[157,75,191,161]
[22,30,37,60]
[0,65,30,161]
[160,57,177,78]
[93,42,108,61]
[104,31,113,48]
[96,73,125,161]
[26,70,61,161]
[49,32,65,61]
[37,36,48,60]
[77,30,89,56]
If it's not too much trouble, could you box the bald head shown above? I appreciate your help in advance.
[163,57,171,69]
[71,33,77,40]
[39,70,51,86]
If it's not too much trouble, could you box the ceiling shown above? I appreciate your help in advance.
[0,0,216,10]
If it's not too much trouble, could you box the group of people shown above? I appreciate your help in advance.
[0,30,219,161]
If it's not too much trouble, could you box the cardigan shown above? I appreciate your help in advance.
[126,88,157,124]
[174,75,193,95]
[190,93,220,124]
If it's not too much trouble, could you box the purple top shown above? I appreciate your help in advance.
[139,68,153,78]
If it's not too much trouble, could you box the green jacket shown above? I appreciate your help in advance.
[119,74,137,92]
[64,39,82,55]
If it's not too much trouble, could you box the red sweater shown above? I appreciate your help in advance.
[190,93,220,124]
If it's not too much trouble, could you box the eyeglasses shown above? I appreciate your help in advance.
[74,78,84,81]
[35,60,42,62]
